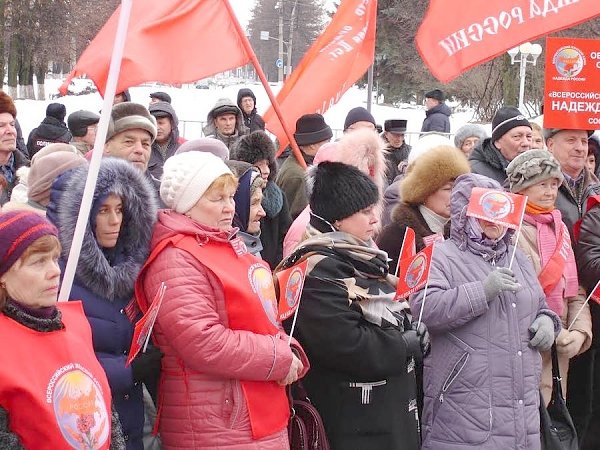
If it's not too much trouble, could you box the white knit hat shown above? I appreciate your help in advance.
[408,133,453,163]
[160,152,232,213]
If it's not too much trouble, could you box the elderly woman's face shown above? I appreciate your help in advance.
[518,178,560,209]
[460,137,480,156]
[1,248,61,308]
[188,185,236,231]
[478,219,506,240]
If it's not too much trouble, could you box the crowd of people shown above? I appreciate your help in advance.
[0,84,599,450]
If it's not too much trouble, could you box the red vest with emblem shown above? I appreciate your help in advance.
[0,302,112,449]
[136,234,289,440]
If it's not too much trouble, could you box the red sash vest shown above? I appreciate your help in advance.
[0,302,112,449]
[136,234,289,440]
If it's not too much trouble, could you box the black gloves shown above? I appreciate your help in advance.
[401,321,431,363]
[131,346,163,384]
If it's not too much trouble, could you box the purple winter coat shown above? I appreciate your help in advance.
[410,173,560,450]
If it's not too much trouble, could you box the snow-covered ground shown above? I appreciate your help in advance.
[15,78,485,146]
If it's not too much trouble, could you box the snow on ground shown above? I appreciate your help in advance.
[15,78,484,146]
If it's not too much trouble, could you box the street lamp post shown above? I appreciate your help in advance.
[507,42,543,112]
[260,31,291,82]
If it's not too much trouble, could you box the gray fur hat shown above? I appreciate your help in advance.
[454,124,487,149]
[506,150,564,193]
[106,102,157,143]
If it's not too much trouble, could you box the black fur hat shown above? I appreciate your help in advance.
[232,131,277,179]
[310,161,379,223]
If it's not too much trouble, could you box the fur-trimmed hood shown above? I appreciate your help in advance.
[53,158,158,301]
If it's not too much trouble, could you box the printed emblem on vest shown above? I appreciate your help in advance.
[47,363,110,449]
[248,263,279,327]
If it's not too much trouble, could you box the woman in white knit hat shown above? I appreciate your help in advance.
[135,151,308,450]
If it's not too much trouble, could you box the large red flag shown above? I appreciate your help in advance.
[60,0,251,96]
[466,188,527,230]
[416,0,600,83]
[263,0,377,151]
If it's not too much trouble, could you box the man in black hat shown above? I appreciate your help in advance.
[26,103,72,159]
[469,106,532,185]
[276,113,332,219]
[202,97,248,151]
[68,110,100,156]
[149,91,171,105]
[383,119,411,185]
[421,89,451,133]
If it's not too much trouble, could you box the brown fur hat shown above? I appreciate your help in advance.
[401,145,470,205]
[0,91,17,118]
[106,102,157,142]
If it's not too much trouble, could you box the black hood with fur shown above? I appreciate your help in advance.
[53,158,158,300]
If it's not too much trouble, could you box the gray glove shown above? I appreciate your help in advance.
[529,315,555,351]
[483,267,520,301]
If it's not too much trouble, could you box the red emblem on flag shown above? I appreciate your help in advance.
[277,260,308,321]
[467,188,526,230]
[395,245,434,300]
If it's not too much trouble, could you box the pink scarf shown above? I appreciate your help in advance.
[524,209,578,316]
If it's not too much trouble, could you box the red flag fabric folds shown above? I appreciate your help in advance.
[61,0,251,96]
[263,0,377,151]
[276,259,308,321]
[416,0,600,83]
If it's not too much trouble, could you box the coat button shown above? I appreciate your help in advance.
[124,434,129,441]
[517,351,522,356]
[518,399,523,405]
[511,303,516,308]
[124,394,129,400]
[120,308,125,314]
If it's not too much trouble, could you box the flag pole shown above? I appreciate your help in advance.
[287,307,300,346]
[223,0,307,169]
[58,0,133,301]
[568,279,600,331]
[508,195,528,270]
[416,282,429,328]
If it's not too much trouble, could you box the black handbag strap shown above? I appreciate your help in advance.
[550,343,564,400]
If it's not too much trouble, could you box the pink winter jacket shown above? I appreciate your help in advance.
[141,211,305,449]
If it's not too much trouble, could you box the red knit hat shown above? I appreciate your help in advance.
[0,91,16,118]
[0,211,58,277]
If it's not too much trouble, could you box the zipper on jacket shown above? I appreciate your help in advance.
[439,353,469,403]
[229,381,243,429]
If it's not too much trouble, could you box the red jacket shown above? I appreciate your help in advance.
[139,211,307,449]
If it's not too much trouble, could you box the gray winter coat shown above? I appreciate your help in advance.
[411,173,560,450]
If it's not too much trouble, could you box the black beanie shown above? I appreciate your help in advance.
[150,91,171,103]
[46,103,67,121]
[491,106,531,143]
[343,107,376,130]
[425,89,445,102]
[294,113,333,146]
[310,161,379,223]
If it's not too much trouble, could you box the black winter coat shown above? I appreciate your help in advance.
[421,103,451,133]
[26,116,71,158]
[468,138,509,185]
[260,180,291,268]
[283,227,420,450]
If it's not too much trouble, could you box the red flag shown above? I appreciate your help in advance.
[466,188,527,230]
[395,227,416,277]
[395,244,434,300]
[126,282,167,366]
[276,260,308,321]
[416,0,600,83]
[60,0,251,96]
[263,0,377,151]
